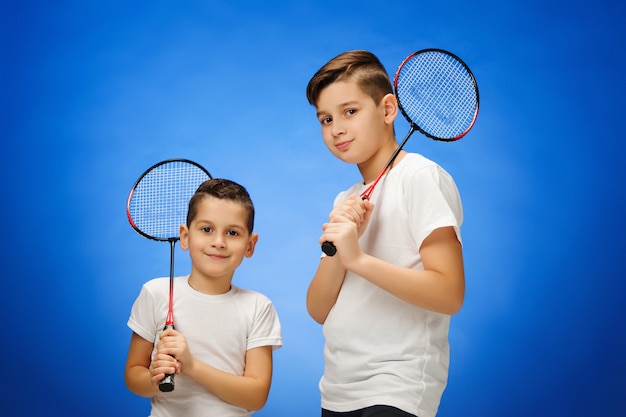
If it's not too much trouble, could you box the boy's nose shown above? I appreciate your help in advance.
[211,234,226,247]
[331,122,346,136]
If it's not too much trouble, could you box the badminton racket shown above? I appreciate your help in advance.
[322,48,479,256]
[126,158,212,391]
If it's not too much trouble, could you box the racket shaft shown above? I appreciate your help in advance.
[159,241,176,392]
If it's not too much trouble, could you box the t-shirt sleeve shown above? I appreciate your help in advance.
[406,165,464,249]
[247,296,283,351]
[127,282,159,344]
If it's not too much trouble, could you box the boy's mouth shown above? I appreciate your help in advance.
[335,139,353,151]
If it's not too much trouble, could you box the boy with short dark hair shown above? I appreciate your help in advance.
[125,178,282,417]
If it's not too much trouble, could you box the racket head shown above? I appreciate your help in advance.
[394,48,479,142]
[126,159,212,242]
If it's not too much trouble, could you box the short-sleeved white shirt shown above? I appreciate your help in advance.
[128,275,282,417]
[320,153,463,417]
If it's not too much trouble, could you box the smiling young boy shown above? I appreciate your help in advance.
[305,50,465,417]
[125,178,282,417]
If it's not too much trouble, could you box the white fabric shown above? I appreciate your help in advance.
[128,275,282,417]
[320,153,463,417]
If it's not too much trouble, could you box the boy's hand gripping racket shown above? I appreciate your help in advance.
[322,48,480,256]
[126,159,212,392]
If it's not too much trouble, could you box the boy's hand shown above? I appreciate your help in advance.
[149,351,179,387]
[327,194,374,236]
[321,194,374,261]
[156,328,193,375]
[320,220,360,260]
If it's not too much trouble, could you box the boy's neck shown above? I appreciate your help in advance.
[359,147,407,184]
[188,272,233,295]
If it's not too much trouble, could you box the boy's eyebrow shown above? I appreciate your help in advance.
[315,110,327,118]
[195,219,245,229]
[316,100,360,117]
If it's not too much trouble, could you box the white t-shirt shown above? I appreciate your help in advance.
[320,153,463,417]
[128,275,282,417]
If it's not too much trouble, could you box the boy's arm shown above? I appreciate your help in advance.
[306,255,346,324]
[307,194,372,324]
[125,332,175,398]
[340,226,465,315]
[158,328,274,411]
[182,346,274,411]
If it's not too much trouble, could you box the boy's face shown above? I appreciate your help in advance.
[315,80,395,167]
[179,196,257,289]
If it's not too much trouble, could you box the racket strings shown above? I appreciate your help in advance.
[396,52,478,140]
[129,161,209,240]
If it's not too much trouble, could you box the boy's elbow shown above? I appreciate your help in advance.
[444,289,465,315]
[306,295,328,324]
[307,305,327,325]
[446,301,463,315]
[247,389,270,411]
[247,400,267,412]
[443,271,465,315]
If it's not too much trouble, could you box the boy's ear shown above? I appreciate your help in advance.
[245,233,259,258]
[382,93,398,125]
[179,224,189,250]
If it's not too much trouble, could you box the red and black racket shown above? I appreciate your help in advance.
[322,48,479,256]
[126,158,212,392]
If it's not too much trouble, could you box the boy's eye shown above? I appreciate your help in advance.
[320,116,332,125]
[346,108,357,116]
[202,226,213,233]
[227,230,239,236]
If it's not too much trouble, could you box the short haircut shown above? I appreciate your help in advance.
[187,178,255,233]
[306,50,393,106]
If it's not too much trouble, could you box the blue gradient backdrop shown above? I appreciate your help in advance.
[2,1,624,415]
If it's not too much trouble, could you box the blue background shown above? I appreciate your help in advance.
[2,1,624,415]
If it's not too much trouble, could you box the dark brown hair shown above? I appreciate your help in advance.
[306,50,393,106]
[187,178,255,233]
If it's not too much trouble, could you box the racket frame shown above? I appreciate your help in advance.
[126,158,212,242]
[394,48,480,143]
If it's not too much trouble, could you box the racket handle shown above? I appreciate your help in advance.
[159,373,175,392]
[158,324,175,392]
[321,241,337,256]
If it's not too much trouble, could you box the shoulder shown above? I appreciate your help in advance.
[390,153,440,185]
[231,286,275,305]
[334,179,365,205]
[397,153,457,185]
[141,276,171,291]
[399,152,442,173]
[231,287,281,326]
[135,277,182,303]
[391,153,463,218]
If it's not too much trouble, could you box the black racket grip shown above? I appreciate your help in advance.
[159,324,175,392]
[159,373,175,392]
[321,241,337,256]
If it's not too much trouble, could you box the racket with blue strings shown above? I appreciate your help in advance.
[322,48,480,256]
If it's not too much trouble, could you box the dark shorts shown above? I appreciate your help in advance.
[322,405,417,417]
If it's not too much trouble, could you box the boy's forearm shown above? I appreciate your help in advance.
[184,360,270,411]
[338,226,464,314]
[306,257,346,324]
[348,252,464,315]
[125,366,160,398]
